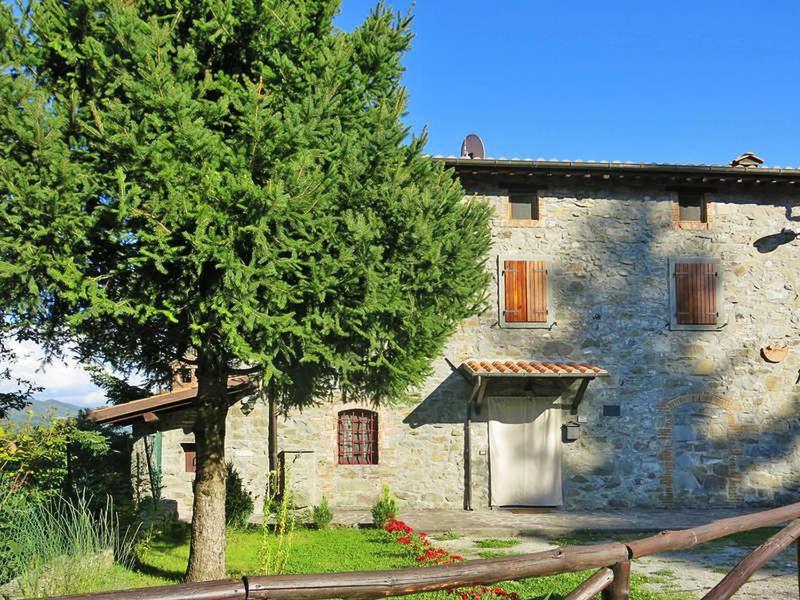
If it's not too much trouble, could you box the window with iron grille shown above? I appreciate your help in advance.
[337,409,378,465]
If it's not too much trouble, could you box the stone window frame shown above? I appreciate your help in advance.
[499,187,545,227]
[497,255,554,329]
[671,189,713,230]
[667,257,724,331]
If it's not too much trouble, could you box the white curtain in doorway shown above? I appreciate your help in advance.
[488,397,563,507]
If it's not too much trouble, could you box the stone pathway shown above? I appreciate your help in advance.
[333,507,755,535]
[333,508,796,598]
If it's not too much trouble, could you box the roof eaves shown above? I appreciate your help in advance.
[86,376,256,425]
[433,156,800,178]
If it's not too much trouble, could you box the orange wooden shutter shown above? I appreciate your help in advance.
[504,260,548,323]
[674,262,717,325]
[526,261,548,322]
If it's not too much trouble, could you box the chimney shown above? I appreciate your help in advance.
[730,151,764,168]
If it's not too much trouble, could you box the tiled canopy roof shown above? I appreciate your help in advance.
[85,375,255,426]
[461,360,608,378]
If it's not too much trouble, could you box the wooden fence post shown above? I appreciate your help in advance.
[602,561,631,600]
[796,539,800,599]
[564,567,614,600]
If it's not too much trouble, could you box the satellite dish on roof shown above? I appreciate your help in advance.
[460,133,485,159]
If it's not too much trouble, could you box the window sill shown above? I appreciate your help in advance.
[674,220,711,230]
[669,324,722,331]
[496,218,542,228]
[499,321,553,329]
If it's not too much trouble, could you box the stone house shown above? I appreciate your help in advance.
[87,146,800,519]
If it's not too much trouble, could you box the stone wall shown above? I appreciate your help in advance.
[456,182,800,508]
[142,180,800,515]
[132,397,270,520]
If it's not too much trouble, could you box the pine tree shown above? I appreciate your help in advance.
[0,0,491,580]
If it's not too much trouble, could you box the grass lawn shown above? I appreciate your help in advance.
[82,524,686,599]
[474,538,522,549]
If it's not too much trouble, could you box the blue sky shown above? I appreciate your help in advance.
[338,1,800,167]
[4,2,800,408]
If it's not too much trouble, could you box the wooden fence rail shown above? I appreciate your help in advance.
[51,500,800,600]
[702,518,800,600]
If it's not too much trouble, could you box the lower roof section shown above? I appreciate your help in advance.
[461,359,608,378]
[85,376,255,426]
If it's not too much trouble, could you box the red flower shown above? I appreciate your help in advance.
[397,537,412,544]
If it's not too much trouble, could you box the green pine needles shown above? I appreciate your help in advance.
[0,0,491,580]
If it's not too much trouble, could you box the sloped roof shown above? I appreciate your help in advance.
[435,156,800,186]
[85,376,255,426]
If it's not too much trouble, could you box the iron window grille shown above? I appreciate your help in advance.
[337,409,378,465]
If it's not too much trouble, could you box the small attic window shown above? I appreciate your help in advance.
[678,191,705,222]
[673,190,710,229]
[179,367,193,384]
[508,192,540,222]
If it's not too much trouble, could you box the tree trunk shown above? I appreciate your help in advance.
[268,389,278,474]
[185,351,229,582]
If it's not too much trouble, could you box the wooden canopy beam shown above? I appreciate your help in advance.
[570,378,593,415]
[471,376,488,415]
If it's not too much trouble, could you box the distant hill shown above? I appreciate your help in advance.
[4,398,83,424]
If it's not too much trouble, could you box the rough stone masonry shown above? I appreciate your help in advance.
[132,158,800,519]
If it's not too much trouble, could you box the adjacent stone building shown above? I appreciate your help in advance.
[88,147,800,519]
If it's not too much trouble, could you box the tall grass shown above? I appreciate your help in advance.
[260,470,296,575]
[1,493,138,598]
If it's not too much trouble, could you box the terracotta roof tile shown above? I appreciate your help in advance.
[461,360,608,378]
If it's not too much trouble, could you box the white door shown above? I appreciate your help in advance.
[488,397,563,507]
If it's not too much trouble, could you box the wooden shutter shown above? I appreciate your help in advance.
[183,444,197,473]
[674,262,718,325]
[504,260,548,323]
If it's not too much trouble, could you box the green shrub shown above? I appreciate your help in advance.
[0,476,38,584]
[225,464,254,529]
[312,497,333,530]
[0,417,110,503]
[371,484,397,528]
